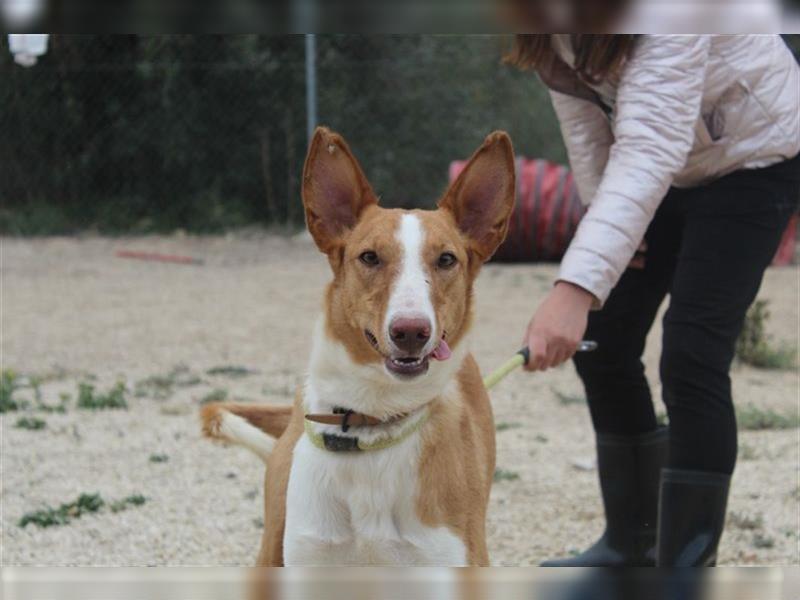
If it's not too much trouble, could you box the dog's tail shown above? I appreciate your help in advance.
[201,402,292,462]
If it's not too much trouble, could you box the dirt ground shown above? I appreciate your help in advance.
[1,233,798,566]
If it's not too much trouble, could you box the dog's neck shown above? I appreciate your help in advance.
[305,317,468,421]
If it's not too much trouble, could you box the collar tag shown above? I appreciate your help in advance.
[323,433,361,452]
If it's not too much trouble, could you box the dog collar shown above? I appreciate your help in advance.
[303,407,429,452]
[305,408,410,431]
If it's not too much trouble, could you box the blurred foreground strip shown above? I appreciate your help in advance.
[1,567,796,600]
[1,0,797,32]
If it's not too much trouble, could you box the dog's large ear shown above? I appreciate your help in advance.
[302,127,378,254]
[439,131,515,262]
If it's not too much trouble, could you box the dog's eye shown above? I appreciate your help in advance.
[437,252,457,269]
[359,251,380,266]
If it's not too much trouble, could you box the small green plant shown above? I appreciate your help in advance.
[736,405,799,431]
[551,387,586,406]
[1,369,19,412]
[149,453,169,463]
[739,444,758,461]
[736,300,797,369]
[159,404,190,416]
[37,401,68,414]
[19,492,146,528]
[27,375,43,403]
[19,493,104,528]
[15,416,46,431]
[134,365,201,400]
[36,392,70,414]
[200,388,228,404]
[493,468,520,482]
[110,494,146,513]
[134,374,174,399]
[728,511,764,530]
[752,534,775,549]
[495,422,522,432]
[77,381,128,410]
[207,365,258,378]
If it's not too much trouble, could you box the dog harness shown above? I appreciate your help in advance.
[304,406,429,452]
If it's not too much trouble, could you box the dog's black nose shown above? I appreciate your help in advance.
[389,317,431,355]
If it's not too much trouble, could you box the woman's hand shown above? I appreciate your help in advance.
[523,281,594,371]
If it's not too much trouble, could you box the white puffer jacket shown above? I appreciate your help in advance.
[550,35,800,307]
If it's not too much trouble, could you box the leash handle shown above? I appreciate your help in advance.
[517,340,597,365]
[483,340,598,390]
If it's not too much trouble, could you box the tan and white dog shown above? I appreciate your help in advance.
[201,127,516,566]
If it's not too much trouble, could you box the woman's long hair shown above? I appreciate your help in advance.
[506,35,638,84]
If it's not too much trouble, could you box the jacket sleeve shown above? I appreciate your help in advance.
[549,90,613,207]
[557,35,711,307]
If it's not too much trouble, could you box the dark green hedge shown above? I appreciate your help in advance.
[4,34,795,235]
[1,35,565,234]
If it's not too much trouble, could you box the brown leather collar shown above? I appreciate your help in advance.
[305,408,409,433]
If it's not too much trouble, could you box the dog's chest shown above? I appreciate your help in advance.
[283,434,467,566]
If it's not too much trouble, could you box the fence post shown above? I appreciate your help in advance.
[305,34,317,142]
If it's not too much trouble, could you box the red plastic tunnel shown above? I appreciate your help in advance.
[448,158,796,266]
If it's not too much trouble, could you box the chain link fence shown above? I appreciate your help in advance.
[4,34,797,235]
[1,34,566,234]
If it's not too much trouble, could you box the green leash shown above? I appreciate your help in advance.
[482,341,598,389]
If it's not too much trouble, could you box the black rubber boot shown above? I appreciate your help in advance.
[656,468,731,566]
[542,427,669,566]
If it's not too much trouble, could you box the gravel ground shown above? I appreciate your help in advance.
[1,233,798,566]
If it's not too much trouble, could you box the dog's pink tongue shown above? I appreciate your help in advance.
[431,339,452,361]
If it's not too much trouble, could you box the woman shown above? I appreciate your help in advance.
[510,35,800,566]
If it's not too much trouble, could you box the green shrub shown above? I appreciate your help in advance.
[19,492,146,527]
[551,387,586,406]
[134,365,201,400]
[739,444,758,460]
[752,534,775,549]
[736,405,799,431]
[493,468,520,482]
[3,35,567,235]
[728,511,764,530]
[206,365,257,378]
[495,422,522,432]
[736,300,797,370]
[19,493,104,528]
[15,417,46,431]
[37,398,68,413]
[35,390,70,414]
[27,375,43,403]
[77,381,128,410]
[110,494,146,513]
[0,369,19,412]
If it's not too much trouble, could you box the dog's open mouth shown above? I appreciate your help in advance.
[386,354,430,377]
[365,329,452,379]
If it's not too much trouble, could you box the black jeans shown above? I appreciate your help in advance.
[573,155,800,475]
